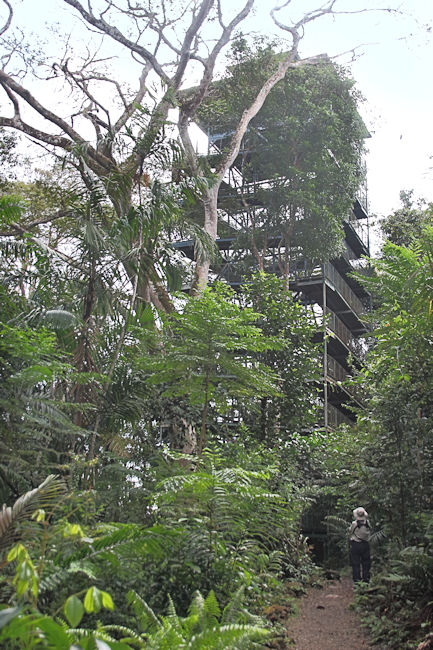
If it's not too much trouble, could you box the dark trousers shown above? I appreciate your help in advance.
[350,540,371,583]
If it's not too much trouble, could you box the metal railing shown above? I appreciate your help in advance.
[326,311,357,355]
[326,404,353,428]
[343,241,359,262]
[324,263,366,319]
[219,257,367,323]
[356,182,368,215]
[326,356,363,404]
[346,215,369,249]
[294,262,367,319]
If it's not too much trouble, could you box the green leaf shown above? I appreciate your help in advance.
[7,544,22,562]
[63,523,85,538]
[101,590,115,611]
[84,586,103,614]
[35,616,72,646]
[64,595,84,627]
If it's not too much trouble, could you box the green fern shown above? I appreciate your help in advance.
[0,195,25,226]
[127,590,162,634]
[187,623,270,649]
[126,588,270,650]
[98,623,146,647]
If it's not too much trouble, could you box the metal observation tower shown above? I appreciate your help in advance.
[174,76,371,433]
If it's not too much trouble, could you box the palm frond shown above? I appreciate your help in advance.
[43,309,77,329]
[0,474,65,555]
[369,528,387,546]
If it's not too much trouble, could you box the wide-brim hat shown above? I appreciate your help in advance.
[353,507,368,519]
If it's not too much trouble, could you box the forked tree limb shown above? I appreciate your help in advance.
[0,0,12,36]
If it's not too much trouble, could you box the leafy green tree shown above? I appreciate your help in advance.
[197,44,366,276]
[379,190,433,249]
[354,229,433,544]
[145,282,280,453]
[240,272,321,441]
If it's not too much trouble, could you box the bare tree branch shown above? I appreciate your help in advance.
[0,0,12,37]
[0,70,114,173]
[113,62,151,134]
[172,0,214,88]
[0,113,73,151]
[179,0,255,117]
[63,0,171,84]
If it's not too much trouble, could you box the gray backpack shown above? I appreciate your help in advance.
[354,519,370,541]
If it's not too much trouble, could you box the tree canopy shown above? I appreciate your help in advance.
[196,45,366,273]
[1,3,433,649]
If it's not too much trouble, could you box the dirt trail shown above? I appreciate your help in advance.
[286,576,372,649]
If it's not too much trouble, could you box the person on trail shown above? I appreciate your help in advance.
[349,506,371,584]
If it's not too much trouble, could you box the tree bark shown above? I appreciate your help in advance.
[183,51,327,292]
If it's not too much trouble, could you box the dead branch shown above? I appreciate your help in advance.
[0,69,114,174]
[63,0,171,84]
[0,0,12,36]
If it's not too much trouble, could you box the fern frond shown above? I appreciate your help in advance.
[127,589,161,633]
[38,566,70,595]
[0,195,25,226]
[203,590,221,624]
[64,523,175,568]
[221,585,246,624]
[165,595,178,621]
[188,623,270,649]
[100,624,145,647]
[188,590,205,621]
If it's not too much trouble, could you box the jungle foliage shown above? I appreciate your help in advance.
[0,164,323,647]
[348,226,433,649]
[197,41,366,272]
[0,5,432,646]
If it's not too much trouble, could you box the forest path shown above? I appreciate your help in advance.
[285,576,372,649]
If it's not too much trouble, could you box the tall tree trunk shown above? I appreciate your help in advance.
[182,53,327,291]
[199,372,211,455]
[191,183,220,294]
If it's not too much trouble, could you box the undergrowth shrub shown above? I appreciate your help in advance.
[146,446,306,613]
[356,514,433,649]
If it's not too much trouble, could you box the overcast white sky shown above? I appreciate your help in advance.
[242,0,433,219]
[2,0,433,221]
